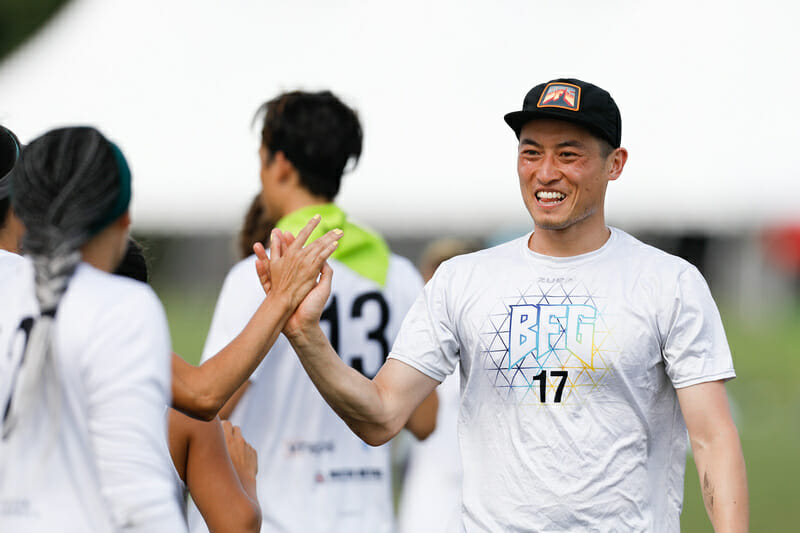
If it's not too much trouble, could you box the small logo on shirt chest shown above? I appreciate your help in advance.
[538,276,574,284]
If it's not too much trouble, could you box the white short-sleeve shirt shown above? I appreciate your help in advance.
[0,261,187,533]
[188,253,423,533]
[389,228,735,533]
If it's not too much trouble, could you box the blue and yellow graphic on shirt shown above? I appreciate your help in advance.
[480,279,615,405]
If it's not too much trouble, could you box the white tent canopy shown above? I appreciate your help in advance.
[1,0,798,236]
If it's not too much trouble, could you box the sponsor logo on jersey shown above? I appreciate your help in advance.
[537,82,581,111]
[314,468,384,484]
[285,440,335,457]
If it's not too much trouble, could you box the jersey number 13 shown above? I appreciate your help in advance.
[320,292,390,379]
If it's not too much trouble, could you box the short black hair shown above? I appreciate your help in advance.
[255,90,362,200]
[599,138,615,159]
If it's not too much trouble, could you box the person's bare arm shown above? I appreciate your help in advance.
[283,260,440,446]
[167,410,261,533]
[170,216,342,420]
[404,389,439,440]
[170,292,288,421]
[677,380,748,532]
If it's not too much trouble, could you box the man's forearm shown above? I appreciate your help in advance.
[287,325,401,446]
[692,424,749,532]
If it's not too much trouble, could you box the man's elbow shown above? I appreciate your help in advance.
[410,420,436,441]
[354,421,401,447]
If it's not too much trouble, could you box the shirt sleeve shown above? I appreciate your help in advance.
[388,261,460,383]
[660,265,736,389]
[83,284,187,532]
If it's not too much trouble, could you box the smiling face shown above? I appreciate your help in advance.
[517,119,627,253]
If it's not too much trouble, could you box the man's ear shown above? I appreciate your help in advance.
[272,151,299,185]
[607,147,628,182]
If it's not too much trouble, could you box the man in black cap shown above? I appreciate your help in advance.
[0,125,25,259]
[270,79,749,531]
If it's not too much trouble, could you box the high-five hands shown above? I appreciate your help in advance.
[253,215,340,328]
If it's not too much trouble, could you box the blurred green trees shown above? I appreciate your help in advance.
[0,0,70,60]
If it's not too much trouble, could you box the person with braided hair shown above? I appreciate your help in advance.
[0,126,187,532]
[0,126,343,532]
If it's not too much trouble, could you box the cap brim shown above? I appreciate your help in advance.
[504,109,591,136]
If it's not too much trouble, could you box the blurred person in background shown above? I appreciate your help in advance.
[268,78,748,532]
[0,126,187,532]
[188,90,436,533]
[397,238,479,533]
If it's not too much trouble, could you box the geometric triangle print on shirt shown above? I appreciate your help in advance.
[479,279,616,406]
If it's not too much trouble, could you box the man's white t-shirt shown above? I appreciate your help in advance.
[389,228,735,533]
[0,260,187,533]
[187,253,423,533]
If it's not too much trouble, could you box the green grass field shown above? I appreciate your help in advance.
[680,310,800,531]
[158,284,800,531]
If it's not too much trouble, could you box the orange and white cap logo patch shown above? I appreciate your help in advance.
[537,82,581,111]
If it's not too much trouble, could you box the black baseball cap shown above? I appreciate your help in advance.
[0,125,21,200]
[504,78,622,148]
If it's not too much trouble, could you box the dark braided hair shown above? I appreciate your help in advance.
[3,126,128,437]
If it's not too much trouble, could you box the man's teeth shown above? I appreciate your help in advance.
[537,191,565,201]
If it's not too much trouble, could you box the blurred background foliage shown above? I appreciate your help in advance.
[0,0,69,59]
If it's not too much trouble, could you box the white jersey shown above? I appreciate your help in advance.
[0,260,187,533]
[389,228,735,533]
[188,253,423,533]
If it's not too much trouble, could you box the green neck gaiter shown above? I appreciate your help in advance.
[275,203,390,286]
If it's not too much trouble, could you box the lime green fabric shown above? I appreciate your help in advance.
[275,203,390,286]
